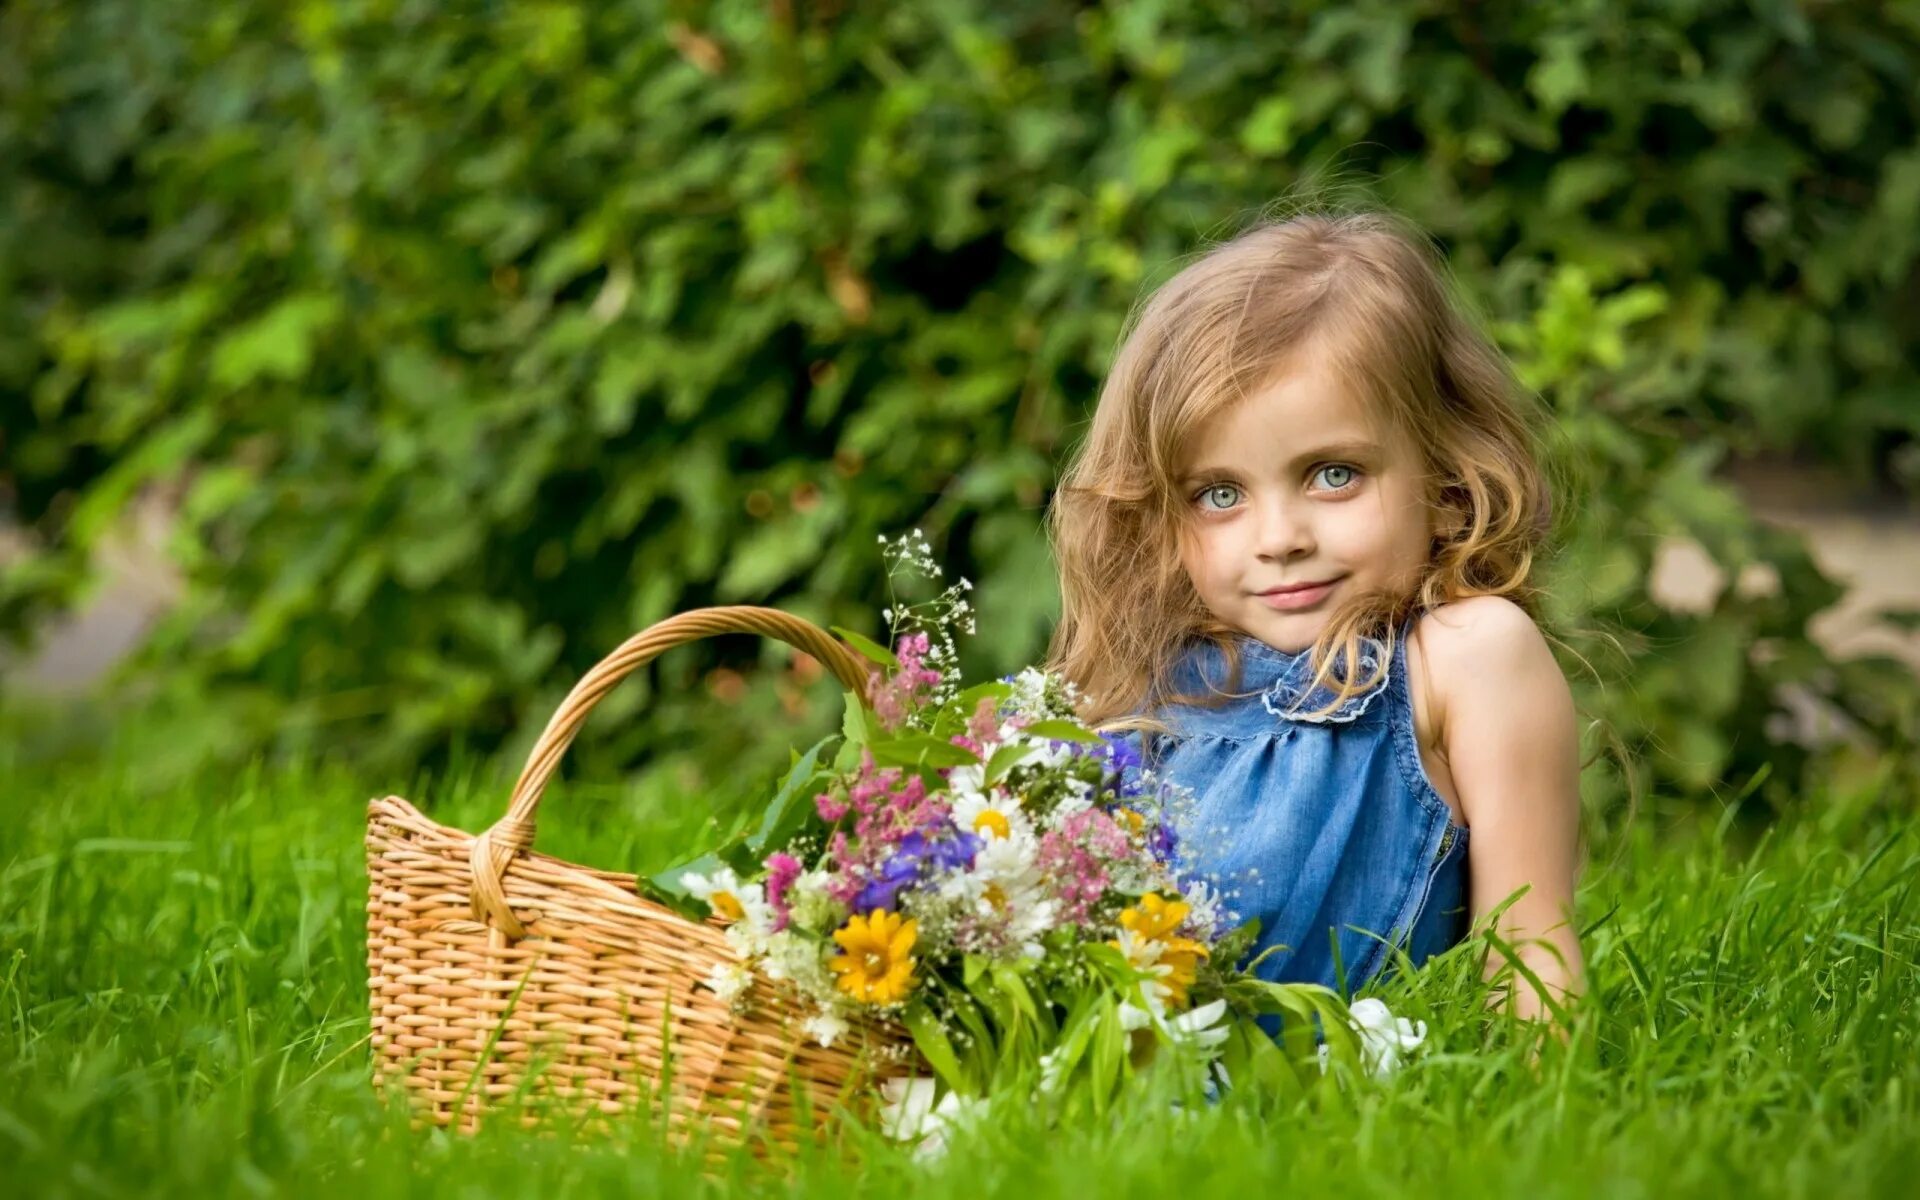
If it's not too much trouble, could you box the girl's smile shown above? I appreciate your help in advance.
[1254,576,1344,610]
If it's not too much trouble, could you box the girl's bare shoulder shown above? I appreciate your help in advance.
[1404,597,1561,810]
[1415,595,1548,662]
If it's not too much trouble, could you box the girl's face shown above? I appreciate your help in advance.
[1174,359,1437,653]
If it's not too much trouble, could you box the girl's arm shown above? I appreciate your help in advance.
[1426,596,1587,1025]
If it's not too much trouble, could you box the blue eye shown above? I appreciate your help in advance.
[1314,465,1359,491]
[1196,483,1241,512]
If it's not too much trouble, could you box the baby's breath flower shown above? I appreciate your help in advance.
[701,962,755,1014]
[803,1009,852,1049]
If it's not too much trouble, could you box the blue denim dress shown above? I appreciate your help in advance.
[1127,615,1471,999]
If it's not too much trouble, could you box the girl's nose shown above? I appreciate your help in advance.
[1254,495,1315,560]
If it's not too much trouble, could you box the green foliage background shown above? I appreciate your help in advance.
[3,1,1917,814]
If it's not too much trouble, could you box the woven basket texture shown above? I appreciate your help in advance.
[364,607,914,1148]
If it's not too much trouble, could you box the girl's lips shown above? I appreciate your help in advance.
[1255,578,1341,611]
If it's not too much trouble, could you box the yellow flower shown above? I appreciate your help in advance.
[709,891,745,922]
[1116,808,1146,837]
[971,809,1011,840]
[1111,893,1210,1009]
[829,909,919,1005]
[1118,893,1190,942]
[1153,936,1210,1009]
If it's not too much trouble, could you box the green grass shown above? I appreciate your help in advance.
[3,719,1918,1198]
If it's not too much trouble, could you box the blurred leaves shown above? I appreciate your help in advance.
[0,0,1915,809]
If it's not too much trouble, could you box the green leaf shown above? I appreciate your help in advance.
[717,840,760,877]
[635,877,712,923]
[984,741,1036,786]
[953,681,1014,711]
[1239,96,1295,155]
[964,969,1015,1032]
[830,626,901,670]
[1208,916,1264,971]
[1044,998,1099,1098]
[901,1001,969,1093]
[1233,1020,1308,1100]
[867,733,979,770]
[717,513,831,599]
[990,963,1047,1033]
[1020,719,1103,744]
[748,734,835,853]
[209,293,342,389]
[962,954,989,988]
[841,691,874,748]
[1088,996,1125,1113]
[945,988,997,1066]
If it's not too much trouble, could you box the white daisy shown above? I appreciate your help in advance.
[950,787,1030,844]
[1110,927,1180,1010]
[970,826,1045,896]
[680,866,770,932]
[946,760,988,799]
[947,829,1057,958]
[701,879,773,957]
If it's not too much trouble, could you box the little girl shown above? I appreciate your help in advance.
[1047,209,1586,1023]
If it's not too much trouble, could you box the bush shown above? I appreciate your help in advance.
[2,0,1915,809]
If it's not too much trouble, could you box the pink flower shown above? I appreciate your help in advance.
[814,752,954,906]
[1036,809,1131,927]
[863,633,945,732]
[947,696,1002,758]
[966,696,1001,745]
[837,751,946,845]
[815,786,850,822]
[866,668,909,731]
[764,852,802,931]
[894,632,941,692]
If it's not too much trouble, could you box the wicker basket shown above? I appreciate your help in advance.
[365,606,914,1148]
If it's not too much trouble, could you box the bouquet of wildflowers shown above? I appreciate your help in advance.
[657,531,1419,1138]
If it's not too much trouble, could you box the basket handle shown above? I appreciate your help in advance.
[468,606,877,937]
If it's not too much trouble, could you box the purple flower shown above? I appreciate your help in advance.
[1098,732,1142,773]
[849,826,981,912]
[901,827,982,873]
[1097,732,1148,798]
[852,853,923,913]
[1149,818,1179,863]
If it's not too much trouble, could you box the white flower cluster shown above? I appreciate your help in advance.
[933,769,1059,961]
[1003,665,1087,723]
[1316,998,1429,1079]
[684,866,849,1039]
[876,527,975,705]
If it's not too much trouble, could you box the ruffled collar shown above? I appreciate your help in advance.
[1169,632,1391,726]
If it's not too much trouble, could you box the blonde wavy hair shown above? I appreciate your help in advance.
[1046,206,1557,731]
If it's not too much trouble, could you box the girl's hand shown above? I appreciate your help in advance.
[1421,596,1588,1027]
